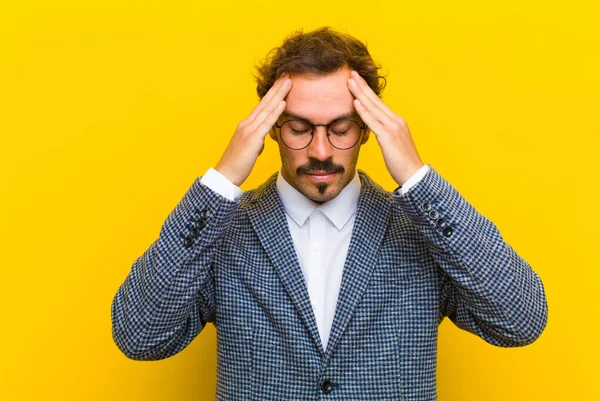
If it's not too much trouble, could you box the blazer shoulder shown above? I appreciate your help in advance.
[238,172,279,209]
[357,170,394,200]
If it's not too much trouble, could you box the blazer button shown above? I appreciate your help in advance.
[436,217,448,228]
[421,201,432,212]
[199,209,210,219]
[442,226,453,237]
[195,219,206,230]
[429,210,440,220]
[183,235,194,247]
[321,379,334,394]
[190,226,200,238]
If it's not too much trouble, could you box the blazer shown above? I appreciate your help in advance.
[111,165,548,400]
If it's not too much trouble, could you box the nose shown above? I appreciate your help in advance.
[307,126,334,161]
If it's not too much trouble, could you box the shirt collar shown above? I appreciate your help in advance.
[276,169,361,231]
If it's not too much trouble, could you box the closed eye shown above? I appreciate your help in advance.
[291,129,311,135]
[330,129,350,136]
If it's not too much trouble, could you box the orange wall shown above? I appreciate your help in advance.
[1,1,598,400]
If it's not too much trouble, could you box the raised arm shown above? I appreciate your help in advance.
[394,166,548,346]
[111,73,293,360]
[111,180,238,360]
[348,69,547,346]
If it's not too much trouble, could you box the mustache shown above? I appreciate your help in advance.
[296,158,345,176]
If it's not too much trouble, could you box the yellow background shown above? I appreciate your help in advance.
[1,0,598,400]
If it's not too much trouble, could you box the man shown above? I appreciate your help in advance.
[111,27,548,400]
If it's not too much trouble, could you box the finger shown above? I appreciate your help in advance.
[348,78,392,127]
[256,100,287,138]
[353,98,385,137]
[248,74,291,122]
[247,80,291,133]
[247,77,291,126]
[262,73,291,105]
[349,71,396,120]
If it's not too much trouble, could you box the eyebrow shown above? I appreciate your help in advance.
[281,111,361,124]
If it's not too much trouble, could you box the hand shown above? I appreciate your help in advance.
[215,74,292,187]
[347,70,424,186]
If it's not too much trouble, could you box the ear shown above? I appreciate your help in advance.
[360,128,371,145]
[269,127,278,141]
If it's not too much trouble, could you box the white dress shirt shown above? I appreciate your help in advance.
[275,170,360,347]
[200,164,431,348]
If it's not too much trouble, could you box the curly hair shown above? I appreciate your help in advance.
[254,27,386,99]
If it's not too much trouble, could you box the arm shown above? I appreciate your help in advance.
[394,166,548,346]
[111,179,238,360]
[348,70,547,346]
[111,74,292,360]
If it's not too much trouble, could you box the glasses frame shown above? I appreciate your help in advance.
[274,117,368,150]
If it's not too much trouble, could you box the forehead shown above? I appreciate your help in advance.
[284,66,355,123]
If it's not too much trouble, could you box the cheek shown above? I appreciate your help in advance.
[338,151,361,177]
[341,149,360,167]
[279,148,303,171]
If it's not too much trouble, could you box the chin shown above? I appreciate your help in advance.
[286,169,350,203]
[302,183,341,204]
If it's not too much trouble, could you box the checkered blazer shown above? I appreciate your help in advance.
[112,166,548,400]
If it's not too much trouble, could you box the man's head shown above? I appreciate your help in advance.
[255,27,386,203]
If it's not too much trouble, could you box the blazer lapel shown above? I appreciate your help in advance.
[324,170,392,361]
[244,174,326,357]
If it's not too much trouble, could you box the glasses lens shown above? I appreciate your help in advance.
[328,119,361,149]
[280,120,313,149]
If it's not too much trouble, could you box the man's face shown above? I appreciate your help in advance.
[269,66,370,203]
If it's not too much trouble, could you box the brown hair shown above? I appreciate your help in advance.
[254,27,386,99]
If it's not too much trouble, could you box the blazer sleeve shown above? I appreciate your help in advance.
[393,166,548,347]
[111,176,238,360]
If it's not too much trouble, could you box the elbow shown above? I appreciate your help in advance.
[111,303,192,361]
[111,313,149,361]
[111,297,163,361]
[499,264,550,347]
[517,291,549,346]
[111,323,175,361]
[496,284,549,347]
[112,329,149,361]
[517,272,549,346]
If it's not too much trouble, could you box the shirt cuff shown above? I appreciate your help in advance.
[199,167,244,202]
[397,164,431,196]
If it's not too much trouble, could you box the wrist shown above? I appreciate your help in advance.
[396,162,424,186]
[214,164,243,187]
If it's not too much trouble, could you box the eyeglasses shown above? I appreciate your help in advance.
[274,118,367,150]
